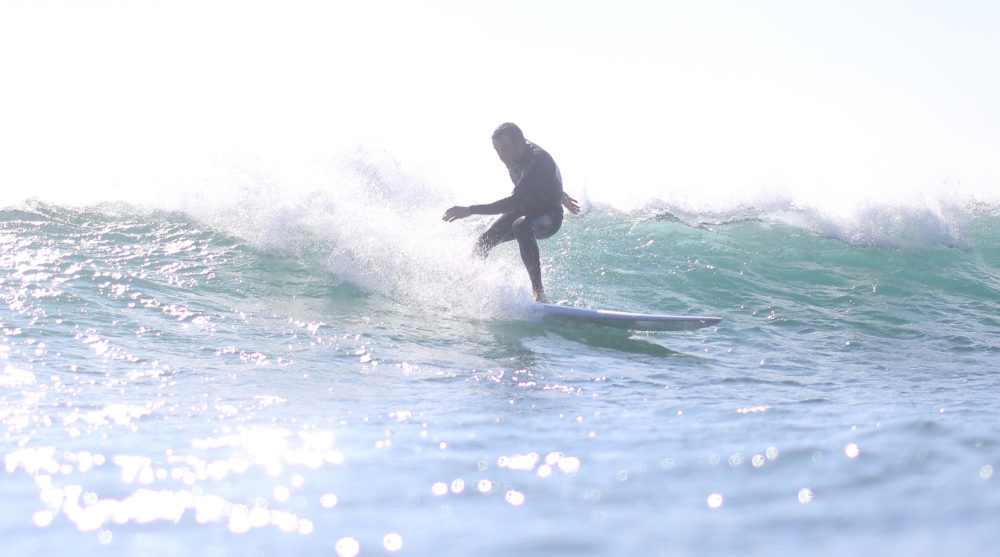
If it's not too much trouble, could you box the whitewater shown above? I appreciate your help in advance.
[3,2,1000,556]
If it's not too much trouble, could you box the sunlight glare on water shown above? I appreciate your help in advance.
[2,2,1000,556]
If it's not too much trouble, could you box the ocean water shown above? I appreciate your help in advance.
[5,1,1000,554]
[1,150,998,557]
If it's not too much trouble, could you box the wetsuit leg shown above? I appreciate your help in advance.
[511,216,544,297]
[474,212,518,257]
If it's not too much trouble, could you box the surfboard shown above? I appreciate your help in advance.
[536,303,721,332]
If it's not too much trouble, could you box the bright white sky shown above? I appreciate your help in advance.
[2,0,998,210]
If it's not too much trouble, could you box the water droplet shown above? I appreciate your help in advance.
[335,537,360,557]
[980,465,994,480]
[383,533,403,552]
[273,486,290,502]
[505,490,525,506]
[845,443,860,459]
[477,479,495,494]
[798,488,814,504]
[431,482,448,496]
[33,510,54,527]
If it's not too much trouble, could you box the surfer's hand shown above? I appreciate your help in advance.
[443,206,472,222]
[562,193,581,215]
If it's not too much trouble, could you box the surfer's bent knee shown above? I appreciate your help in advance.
[523,211,562,241]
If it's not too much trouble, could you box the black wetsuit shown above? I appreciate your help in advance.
[470,141,564,297]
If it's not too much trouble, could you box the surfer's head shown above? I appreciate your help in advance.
[492,122,528,168]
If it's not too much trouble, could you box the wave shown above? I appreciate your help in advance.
[4,146,998,325]
[4,195,998,348]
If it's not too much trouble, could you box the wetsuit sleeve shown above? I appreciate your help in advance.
[469,195,519,215]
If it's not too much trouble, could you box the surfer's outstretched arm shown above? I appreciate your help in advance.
[442,206,472,221]
[443,193,520,222]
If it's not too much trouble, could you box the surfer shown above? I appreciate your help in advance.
[443,122,580,303]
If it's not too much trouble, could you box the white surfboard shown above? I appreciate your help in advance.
[537,303,721,332]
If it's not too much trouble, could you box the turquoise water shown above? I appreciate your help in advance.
[2,193,998,556]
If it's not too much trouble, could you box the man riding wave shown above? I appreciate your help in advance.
[443,123,580,302]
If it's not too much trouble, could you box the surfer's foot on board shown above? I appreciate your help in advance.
[533,288,548,303]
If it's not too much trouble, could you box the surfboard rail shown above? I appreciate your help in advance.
[536,303,721,332]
